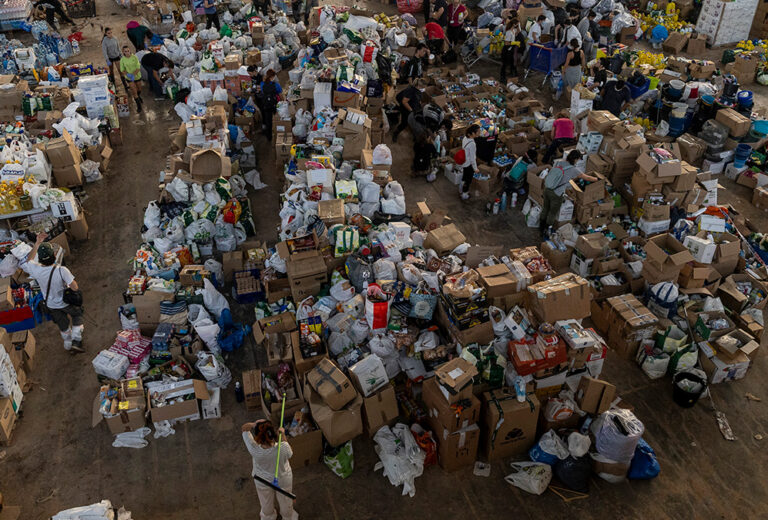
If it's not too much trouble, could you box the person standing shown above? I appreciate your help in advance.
[261,69,283,140]
[21,233,84,353]
[543,111,575,164]
[141,51,174,99]
[562,39,584,94]
[102,28,122,85]
[431,0,448,26]
[500,17,525,82]
[241,420,298,520]
[424,22,446,56]
[401,43,429,84]
[577,11,597,61]
[446,0,467,45]
[392,82,422,143]
[459,124,480,200]
[33,0,75,30]
[556,18,581,48]
[119,45,143,113]
[540,150,596,235]
[203,0,221,29]
[126,20,153,51]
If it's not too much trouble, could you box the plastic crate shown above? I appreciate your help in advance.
[528,43,569,75]
[628,78,650,99]
[65,0,96,18]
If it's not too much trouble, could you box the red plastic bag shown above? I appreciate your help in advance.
[411,425,437,467]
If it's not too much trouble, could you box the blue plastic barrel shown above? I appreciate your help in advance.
[734,143,752,168]
[738,90,754,107]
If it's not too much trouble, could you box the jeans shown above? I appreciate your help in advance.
[501,44,519,77]
[147,71,164,97]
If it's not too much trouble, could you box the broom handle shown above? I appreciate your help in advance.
[274,393,286,483]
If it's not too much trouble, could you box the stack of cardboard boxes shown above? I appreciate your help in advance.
[422,358,481,471]
[305,357,363,447]
[276,232,328,303]
[45,129,84,187]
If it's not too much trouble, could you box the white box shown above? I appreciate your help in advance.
[556,319,595,349]
[683,235,717,264]
[388,222,411,244]
[569,254,594,277]
[313,82,333,113]
[637,217,671,235]
[51,194,81,222]
[349,354,389,397]
[696,214,726,233]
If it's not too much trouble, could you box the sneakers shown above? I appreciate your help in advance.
[70,339,85,354]
[426,172,436,182]
[460,192,470,200]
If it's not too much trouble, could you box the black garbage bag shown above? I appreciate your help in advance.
[554,455,591,493]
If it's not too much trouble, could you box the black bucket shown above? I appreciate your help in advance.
[673,371,707,408]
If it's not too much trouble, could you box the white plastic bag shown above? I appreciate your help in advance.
[567,432,591,458]
[112,427,152,448]
[505,462,552,495]
[372,144,393,165]
[202,278,230,317]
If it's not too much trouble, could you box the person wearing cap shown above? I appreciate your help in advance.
[21,233,84,352]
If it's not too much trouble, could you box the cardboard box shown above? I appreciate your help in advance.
[10,331,35,372]
[435,423,480,472]
[663,31,688,54]
[715,329,759,360]
[715,108,751,138]
[305,380,363,447]
[242,368,261,411]
[602,295,659,359]
[479,389,539,461]
[423,377,480,432]
[45,129,81,167]
[287,425,323,467]
[179,265,210,287]
[587,111,620,133]
[476,264,522,297]
[362,385,399,437]
[575,233,610,259]
[348,355,389,397]
[424,224,466,255]
[189,148,229,182]
[52,163,83,187]
[260,364,304,422]
[0,397,17,444]
[434,358,478,402]
[66,215,90,241]
[146,379,209,423]
[252,311,296,344]
[567,175,606,205]
[317,199,345,226]
[699,349,750,384]
[526,273,591,323]
[308,357,358,411]
[92,393,147,435]
[644,233,694,274]
[221,250,244,283]
[575,376,616,414]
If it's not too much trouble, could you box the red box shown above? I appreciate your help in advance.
[508,337,567,376]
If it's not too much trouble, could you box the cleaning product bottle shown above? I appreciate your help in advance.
[500,192,507,213]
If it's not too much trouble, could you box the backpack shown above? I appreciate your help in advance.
[544,164,567,190]
[262,81,278,112]
[453,149,466,164]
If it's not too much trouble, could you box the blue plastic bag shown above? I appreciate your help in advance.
[217,309,252,352]
[628,438,660,480]
[529,430,568,466]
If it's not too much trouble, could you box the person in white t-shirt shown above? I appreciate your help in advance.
[20,233,84,352]
[527,15,546,44]
[242,419,298,520]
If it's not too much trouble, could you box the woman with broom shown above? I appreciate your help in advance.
[242,418,299,520]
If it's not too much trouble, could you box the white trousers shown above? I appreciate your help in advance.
[254,476,298,520]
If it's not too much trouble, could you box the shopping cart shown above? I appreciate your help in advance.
[460,29,482,69]
[524,42,569,87]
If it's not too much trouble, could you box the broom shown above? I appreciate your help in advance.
[253,393,297,500]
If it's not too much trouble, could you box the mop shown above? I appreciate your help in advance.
[253,393,297,500]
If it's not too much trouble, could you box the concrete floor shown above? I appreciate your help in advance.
[2,2,768,519]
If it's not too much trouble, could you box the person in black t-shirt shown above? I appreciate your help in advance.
[600,79,631,116]
[400,43,429,85]
[141,52,174,98]
[393,85,422,143]
[432,0,448,26]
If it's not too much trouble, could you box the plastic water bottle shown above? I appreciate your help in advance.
[235,381,244,403]
[500,192,507,213]
[514,376,526,403]
[511,192,518,207]
[72,39,80,55]
[492,198,500,214]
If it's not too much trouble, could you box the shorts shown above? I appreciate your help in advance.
[49,304,84,332]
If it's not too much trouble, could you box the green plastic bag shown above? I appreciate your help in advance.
[219,23,232,38]
[324,441,354,478]
[215,178,232,200]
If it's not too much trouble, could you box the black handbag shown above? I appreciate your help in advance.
[63,287,83,307]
